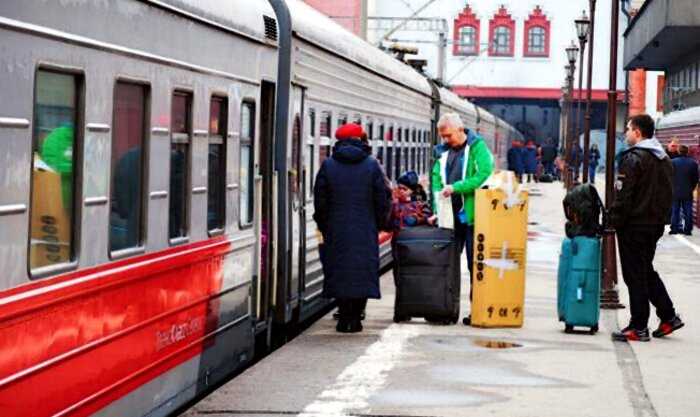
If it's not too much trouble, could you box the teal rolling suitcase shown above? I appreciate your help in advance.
[557,237,600,334]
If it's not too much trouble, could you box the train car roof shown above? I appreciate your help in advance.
[150,0,275,42]
[439,87,478,115]
[476,106,496,124]
[657,107,700,130]
[287,0,433,96]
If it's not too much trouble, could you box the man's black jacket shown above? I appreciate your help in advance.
[610,143,673,228]
[672,156,699,201]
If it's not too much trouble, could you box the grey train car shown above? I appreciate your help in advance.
[0,1,521,416]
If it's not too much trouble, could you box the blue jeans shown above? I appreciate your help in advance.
[589,165,597,183]
[671,199,694,234]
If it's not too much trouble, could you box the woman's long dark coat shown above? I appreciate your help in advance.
[524,146,538,174]
[313,139,391,299]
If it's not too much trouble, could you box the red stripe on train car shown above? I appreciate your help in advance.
[0,237,231,416]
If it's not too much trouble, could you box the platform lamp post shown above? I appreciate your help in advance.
[601,0,624,309]
[575,11,591,183]
[560,83,570,157]
[564,42,579,190]
[560,82,571,166]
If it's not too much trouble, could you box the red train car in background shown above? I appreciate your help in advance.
[656,107,700,229]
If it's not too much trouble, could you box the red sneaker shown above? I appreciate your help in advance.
[612,325,650,342]
[652,316,684,338]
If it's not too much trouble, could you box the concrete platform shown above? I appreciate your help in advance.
[183,181,699,417]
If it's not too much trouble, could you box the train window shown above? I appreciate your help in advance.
[208,96,227,232]
[386,126,394,180]
[337,113,348,127]
[411,128,417,172]
[395,127,402,179]
[404,128,410,173]
[239,102,255,226]
[306,109,315,199]
[319,111,332,166]
[169,91,191,241]
[377,124,384,165]
[353,114,362,124]
[110,82,147,253]
[320,110,331,138]
[291,114,301,197]
[425,130,431,169]
[29,69,81,272]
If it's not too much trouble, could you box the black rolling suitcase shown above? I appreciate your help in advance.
[393,226,461,324]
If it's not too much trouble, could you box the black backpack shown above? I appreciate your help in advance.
[563,184,605,238]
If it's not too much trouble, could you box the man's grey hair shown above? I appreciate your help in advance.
[437,112,464,130]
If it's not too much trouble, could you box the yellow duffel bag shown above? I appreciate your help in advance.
[471,171,528,328]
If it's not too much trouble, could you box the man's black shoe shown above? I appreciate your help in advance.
[336,319,363,333]
[612,325,650,342]
[462,315,471,326]
[652,315,684,338]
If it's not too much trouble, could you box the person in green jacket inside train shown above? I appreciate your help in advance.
[431,112,494,326]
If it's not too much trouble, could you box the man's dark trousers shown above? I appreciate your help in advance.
[455,222,474,300]
[671,199,694,234]
[617,225,677,330]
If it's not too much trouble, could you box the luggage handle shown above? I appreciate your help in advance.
[571,239,587,302]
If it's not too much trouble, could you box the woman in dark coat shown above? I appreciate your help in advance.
[313,123,392,333]
[507,140,525,182]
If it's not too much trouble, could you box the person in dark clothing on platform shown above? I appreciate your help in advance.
[570,144,583,183]
[314,123,392,333]
[524,140,538,183]
[610,114,684,342]
[588,143,601,183]
[541,140,557,176]
[507,140,525,182]
[670,145,699,236]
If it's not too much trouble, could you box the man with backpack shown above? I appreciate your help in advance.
[609,114,684,342]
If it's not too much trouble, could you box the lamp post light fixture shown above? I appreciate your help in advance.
[566,41,579,65]
[575,11,590,183]
[575,10,591,41]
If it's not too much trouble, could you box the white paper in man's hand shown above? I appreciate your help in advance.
[436,193,454,230]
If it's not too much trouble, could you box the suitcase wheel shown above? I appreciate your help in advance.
[590,324,599,334]
[393,314,411,323]
[564,324,574,333]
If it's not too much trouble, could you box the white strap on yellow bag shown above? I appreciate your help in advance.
[485,170,523,209]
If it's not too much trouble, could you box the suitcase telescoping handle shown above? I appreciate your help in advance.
[571,239,588,302]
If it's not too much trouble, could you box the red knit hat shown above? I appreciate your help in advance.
[335,123,365,140]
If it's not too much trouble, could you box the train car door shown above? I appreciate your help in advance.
[288,86,306,317]
[255,81,276,331]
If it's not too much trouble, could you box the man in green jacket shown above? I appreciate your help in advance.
[431,112,494,325]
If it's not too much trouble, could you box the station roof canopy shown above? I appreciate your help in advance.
[623,0,700,71]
